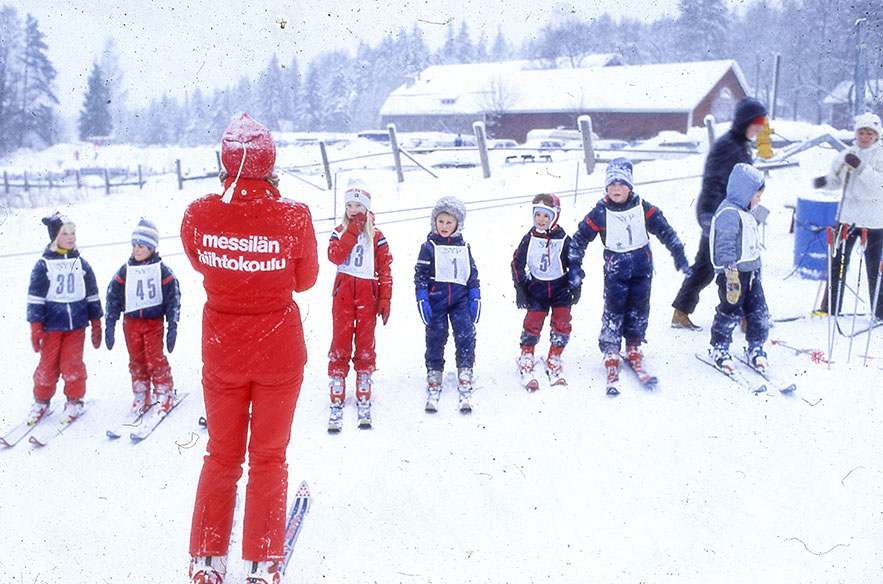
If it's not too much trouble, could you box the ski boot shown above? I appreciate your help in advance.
[457,367,474,412]
[518,345,539,391]
[603,352,620,396]
[425,370,442,413]
[155,387,176,413]
[27,399,50,425]
[130,391,151,417]
[245,560,282,584]
[745,344,769,374]
[709,344,735,375]
[545,345,567,387]
[356,372,373,429]
[625,343,657,387]
[61,398,85,422]
[189,555,227,584]
[328,376,346,433]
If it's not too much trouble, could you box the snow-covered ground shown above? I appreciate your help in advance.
[1,122,881,583]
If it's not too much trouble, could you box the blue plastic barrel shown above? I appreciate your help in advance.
[793,193,838,279]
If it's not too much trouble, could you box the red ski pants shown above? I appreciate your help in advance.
[123,317,173,395]
[327,276,377,396]
[189,369,303,561]
[33,329,86,401]
[522,306,572,343]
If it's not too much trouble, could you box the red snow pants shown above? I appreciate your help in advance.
[190,304,306,562]
[522,306,572,342]
[123,317,173,396]
[327,274,378,397]
[33,329,86,401]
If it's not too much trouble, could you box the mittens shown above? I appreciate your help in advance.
[416,289,433,325]
[725,267,741,304]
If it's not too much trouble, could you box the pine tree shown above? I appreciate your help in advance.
[284,55,303,130]
[18,14,58,148]
[0,7,23,154]
[78,61,112,140]
[256,53,286,131]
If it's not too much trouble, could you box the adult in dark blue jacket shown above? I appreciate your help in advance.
[671,97,767,330]
[414,196,481,412]
[569,158,688,390]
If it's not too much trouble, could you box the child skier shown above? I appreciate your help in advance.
[105,218,182,416]
[26,212,103,423]
[707,163,770,373]
[326,178,393,431]
[511,193,576,390]
[414,196,481,412]
[568,158,689,395]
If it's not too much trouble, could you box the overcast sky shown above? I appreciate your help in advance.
[8,0,700,119]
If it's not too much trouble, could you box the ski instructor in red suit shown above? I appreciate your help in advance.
[182,112,319,584]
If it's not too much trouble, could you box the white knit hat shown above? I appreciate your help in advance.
[854,112,882,137]
[344,178,372,211]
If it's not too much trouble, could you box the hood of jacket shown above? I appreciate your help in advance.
[725,163,765,210]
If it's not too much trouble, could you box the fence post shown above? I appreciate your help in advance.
[76,169,82,189]
[176,159,183,190]
[215,150,222,174]
[3,171,8,194]
[138,165,144,189]
[473,121,491,179]
[104,168,111,195]
[578,115,595,175]
[704,115,716,148]
[319,141,333,190]
[23,171,28,191]
[387,123,404,183]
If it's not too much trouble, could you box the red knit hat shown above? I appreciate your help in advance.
[221,112,276,181]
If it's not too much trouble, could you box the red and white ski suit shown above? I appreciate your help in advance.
[181,176,319,562]
[327,217,392,402]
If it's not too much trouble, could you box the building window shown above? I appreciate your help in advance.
[440,98,457,105]
[710,87,736,123]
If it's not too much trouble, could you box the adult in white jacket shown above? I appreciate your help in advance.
[813,112,883,318]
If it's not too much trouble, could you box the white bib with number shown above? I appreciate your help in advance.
[432,242,470,285]
[605,205,649,252]
[526,237,565,281]
[710,209,761,269]
[337,233,375,279]
[45,258,86,302]
[125,263,163,311]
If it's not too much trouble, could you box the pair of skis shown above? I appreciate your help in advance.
[695,352,797,394]
[106,392,188,442]
[327,401,372,433]
[1,401,94,447]
[520,356,566,392]
[606,354,658,397]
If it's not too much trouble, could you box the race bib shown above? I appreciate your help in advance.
[338,233,375,279]
[527,237,565,281]
[605,206,649,252]
[125,263,163,311]
[45,258,86,302]
[433,242,470,285]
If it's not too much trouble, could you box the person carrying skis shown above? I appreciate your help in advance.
[568,158,689,395]
[181,113,319,584]
[707,163,770,373]
[26,212,103,423]
[326,177,393,431]
[671,97,768,330]
[812,112,883,318]
[511,193,576,390]
[104,218,181,416]
[415,196,481,412]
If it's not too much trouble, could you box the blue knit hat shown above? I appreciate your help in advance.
[132,218,160,251]
[606,157,634,191]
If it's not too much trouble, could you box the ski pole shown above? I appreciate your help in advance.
[847,228,868,362]
[863,256,883,367]
[826,226,834,370]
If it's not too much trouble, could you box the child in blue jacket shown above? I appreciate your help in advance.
[568,158,689,395]
[26,212,103,423]
[414,196,481,413]
[105,218,181,416]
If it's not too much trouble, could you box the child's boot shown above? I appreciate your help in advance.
[27,399,50,425]
[517,345,539,391]
[709,344,735,374]
[189,555,227,584]
[356,372,373,429]
[131,391,150,417]
[625,343,657,387]
[328,376,345,433]
[457,367,473,412]
[155,386,176,413]
[546,345,567,387]
[425,370,442,413]
[244,559,282,584]
[745,344,769,373]
[603,352,620,396]
[61,398,85,422]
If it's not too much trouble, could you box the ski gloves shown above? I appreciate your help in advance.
[90,320,102,349]
[844,153,861,169]
[377,298,391,325]
[30,322,45,352]
[167,321,177,353]
[416,288,481,325]
[725,266,741,304]
[105,319,116,350]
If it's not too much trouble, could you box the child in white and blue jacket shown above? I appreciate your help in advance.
[414,196,481,412]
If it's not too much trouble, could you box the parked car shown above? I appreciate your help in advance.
[490,139,518,149]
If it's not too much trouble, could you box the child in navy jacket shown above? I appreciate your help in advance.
[511,193,575,390]
[105,219,181,415]
[26,212,103,423]
[414,196,481,412]
[568,158,689,395]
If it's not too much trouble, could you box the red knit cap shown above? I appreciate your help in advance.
[221,112,276,180]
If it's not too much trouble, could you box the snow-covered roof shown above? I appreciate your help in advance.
[823,79,883,105]
[381,59,747,117]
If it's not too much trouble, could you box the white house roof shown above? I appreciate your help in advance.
[380,59,747,117]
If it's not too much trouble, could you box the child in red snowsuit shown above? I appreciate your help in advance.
[26,212,103,423]
[104,218,181,416]
[326,178,393,431]
[182,113,319,584]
